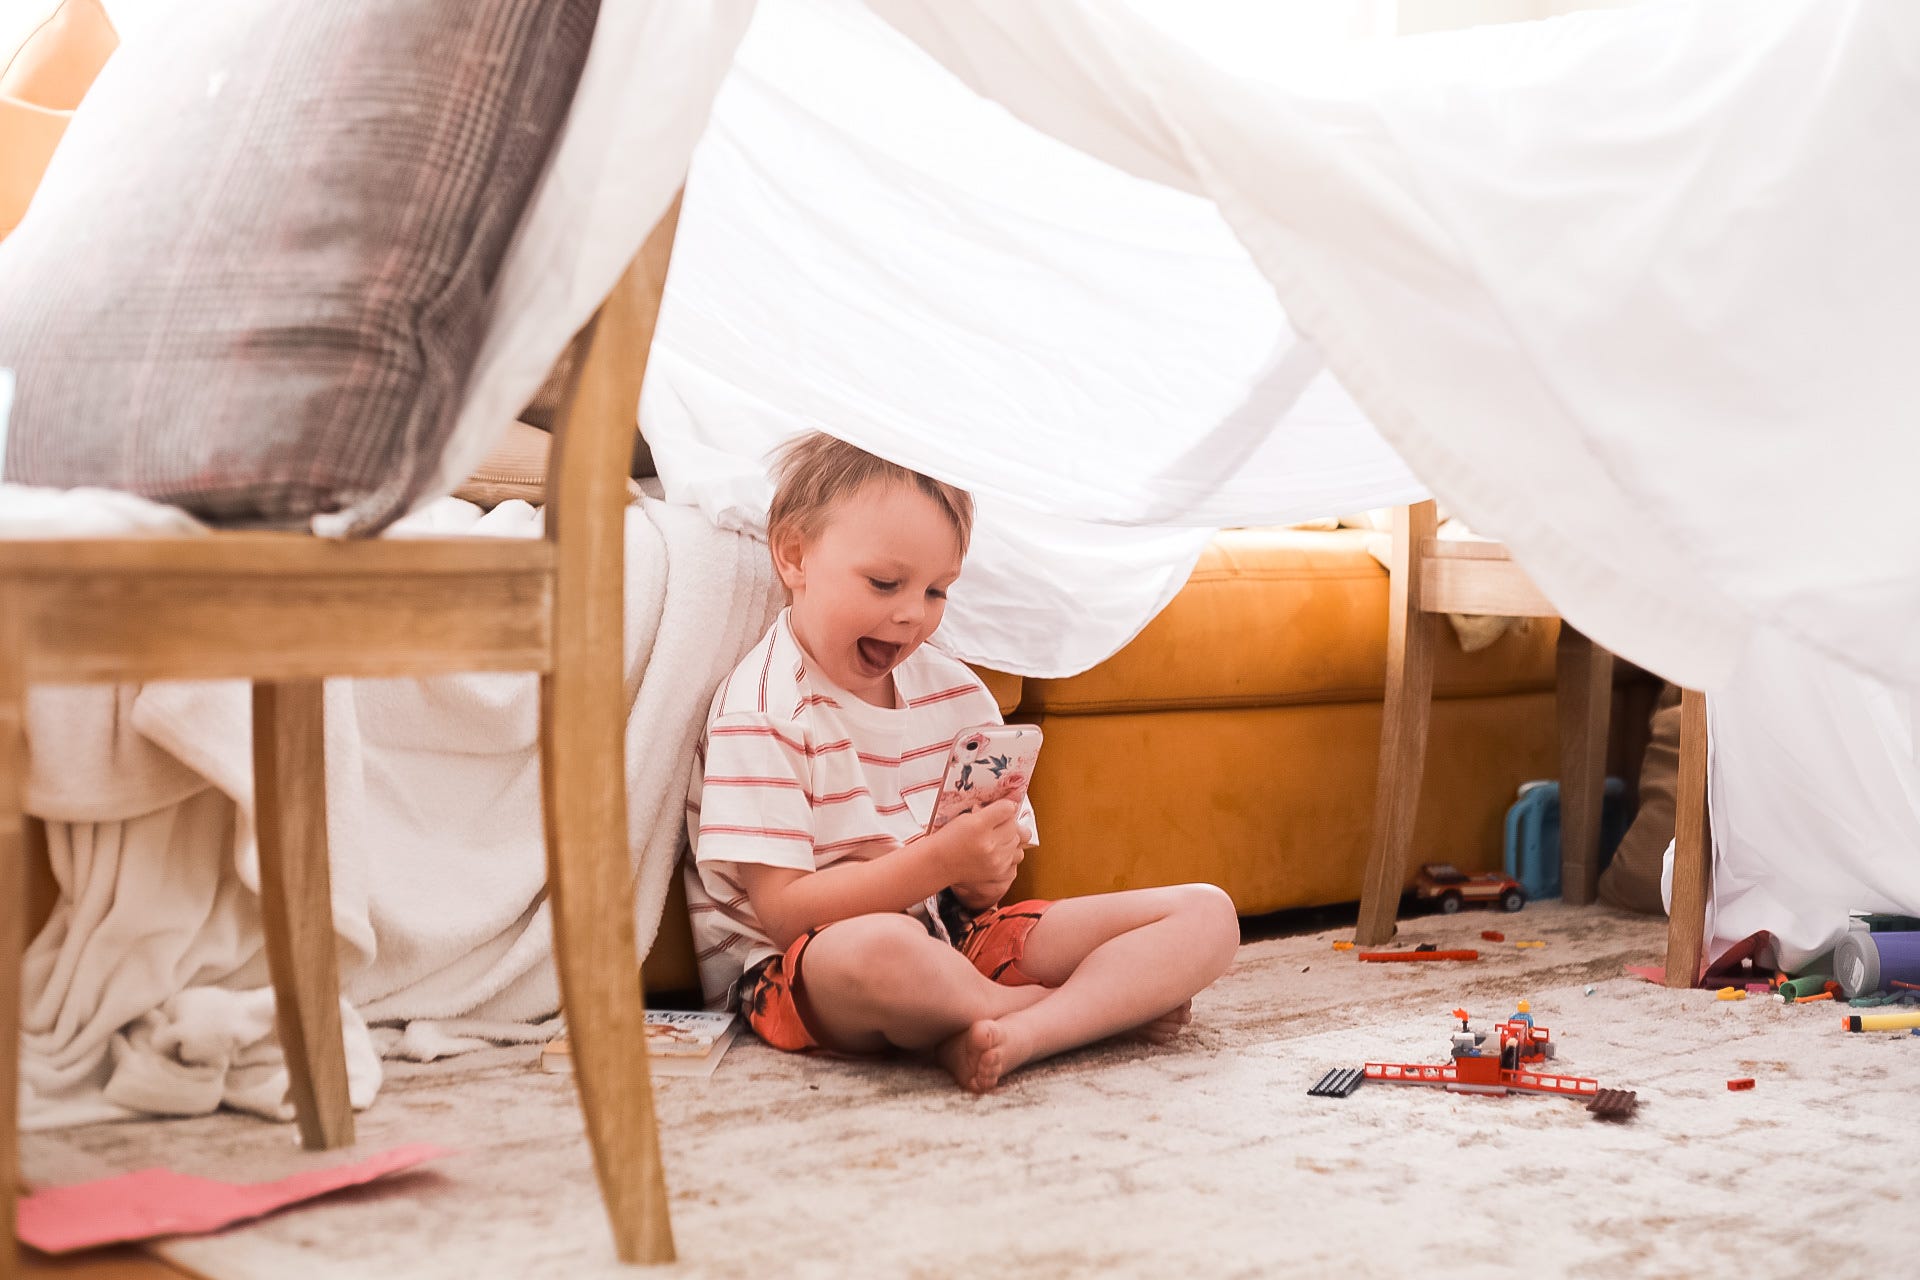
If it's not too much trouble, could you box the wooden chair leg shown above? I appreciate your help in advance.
[540,662,675,1264]
[1664,689,1711,987]
[2,613,26,1279]
[1555,624,1614,906]
[1356,501,1439,945]
[252,680,354,1150]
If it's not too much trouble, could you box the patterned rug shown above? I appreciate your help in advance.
[22,903,1920,1278]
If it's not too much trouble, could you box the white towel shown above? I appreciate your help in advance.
[13,489,782,1128]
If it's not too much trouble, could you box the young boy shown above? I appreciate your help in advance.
[684,433,1240,1092]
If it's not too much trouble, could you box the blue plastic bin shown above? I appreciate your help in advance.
[1503,778,1631,901]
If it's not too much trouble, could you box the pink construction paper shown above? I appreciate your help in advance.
[18,1142,450,1254]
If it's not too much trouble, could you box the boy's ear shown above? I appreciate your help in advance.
[770,527,807,591]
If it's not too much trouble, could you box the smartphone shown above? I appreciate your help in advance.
[925,723,1044,834]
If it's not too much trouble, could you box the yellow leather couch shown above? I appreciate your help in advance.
[642,525,1644,998]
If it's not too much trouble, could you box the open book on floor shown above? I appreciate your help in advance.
[540,1010,742,1080]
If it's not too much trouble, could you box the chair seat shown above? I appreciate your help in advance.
[1419,537,1557,618]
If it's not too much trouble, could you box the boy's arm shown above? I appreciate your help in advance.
[737,843,950,950]
[738,801,1023,948]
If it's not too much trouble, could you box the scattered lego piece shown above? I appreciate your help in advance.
[1357,949,1480,963]
[1587,1089,1638,1121]
[1744,983,1771,995]
[1716,987,1747,1001]
[1332,941,1355,951]
[1514,940,1546,949]
[1481,930,1506,942]
[1727,1078,1756,1091]
[1309,1066,1366,1098]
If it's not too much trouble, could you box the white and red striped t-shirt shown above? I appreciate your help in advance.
[684,609,1037,1009]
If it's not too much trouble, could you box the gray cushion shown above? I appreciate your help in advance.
[0,0,598,532]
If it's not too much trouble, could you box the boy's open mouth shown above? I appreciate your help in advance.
[856,637,902,674]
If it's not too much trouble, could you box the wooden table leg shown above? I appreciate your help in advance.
[1555,625,1613,906]
[1664,689,1711,987]
[1356,502,1438,945]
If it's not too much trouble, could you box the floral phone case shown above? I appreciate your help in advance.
[926,723,1043,834]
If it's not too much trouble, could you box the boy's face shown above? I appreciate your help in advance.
[773,481,964,707]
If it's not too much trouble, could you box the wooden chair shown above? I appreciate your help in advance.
[1,198,688,1270]
[1354,500,1617,945]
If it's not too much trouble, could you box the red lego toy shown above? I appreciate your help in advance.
[1413,863,1527,914]
[1360,1008,1636,1120]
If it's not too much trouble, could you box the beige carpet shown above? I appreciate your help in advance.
[22,903,1920,1278]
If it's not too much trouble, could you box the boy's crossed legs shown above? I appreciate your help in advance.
[791,884,1239,1092]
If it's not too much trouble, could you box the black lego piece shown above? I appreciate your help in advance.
[1309,1066,1366,1098]
[1587,1088,1638,1121]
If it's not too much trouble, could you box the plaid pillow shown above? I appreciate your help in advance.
[0,0,598,531]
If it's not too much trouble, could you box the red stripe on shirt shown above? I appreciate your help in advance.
[698,824,812,843]
[908,684,977,708]
[755,629,778,714]
[709,723,860,761]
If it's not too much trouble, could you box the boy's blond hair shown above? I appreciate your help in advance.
[766,432,974,556]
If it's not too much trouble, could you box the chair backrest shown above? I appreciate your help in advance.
[541,192,685,557]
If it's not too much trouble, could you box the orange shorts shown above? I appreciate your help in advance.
[739,899,1055,1053]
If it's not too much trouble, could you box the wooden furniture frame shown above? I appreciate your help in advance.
[1354,500,1616,945]
[1663,688,1711,987]
[2,199,688,1270]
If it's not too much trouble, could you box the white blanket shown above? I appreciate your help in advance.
[13,490,781,1129]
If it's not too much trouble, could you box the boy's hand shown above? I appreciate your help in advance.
[948,872,1018,914]
[931,799,1024,889]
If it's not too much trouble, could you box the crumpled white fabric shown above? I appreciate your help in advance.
[1661,632,1920,971]
[16,489,781,1129]
[866,0,1920,695]
[639,0,1420,676]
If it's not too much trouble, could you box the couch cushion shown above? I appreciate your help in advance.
[1019,527,1560,715]
[0,0,117,239]
[0,0,598,531]
[1,0,117,111]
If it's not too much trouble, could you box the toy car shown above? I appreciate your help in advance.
[1413,863,1526,914]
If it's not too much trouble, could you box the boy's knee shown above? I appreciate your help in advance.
[1173,883,1240,964]
[804,913,940,995]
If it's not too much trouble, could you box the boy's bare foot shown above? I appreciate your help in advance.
[938,1020,1017,1093]
[1127,999,1193,1045]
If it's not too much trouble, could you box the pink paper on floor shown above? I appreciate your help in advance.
[18,1142,450,1254]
